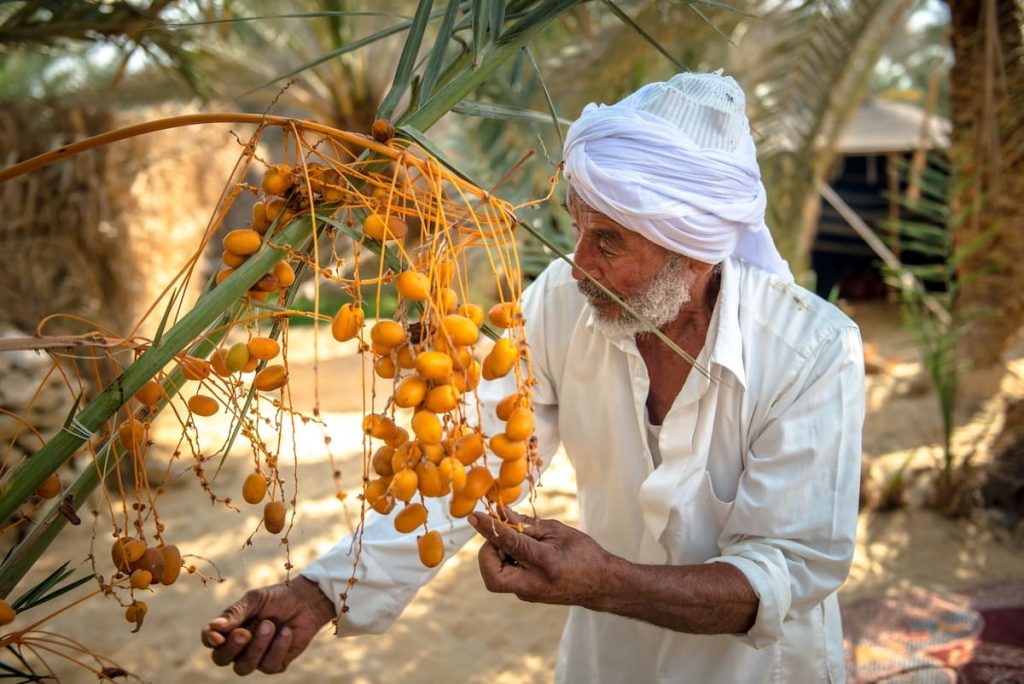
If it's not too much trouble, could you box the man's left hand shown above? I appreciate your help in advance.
[467,507,615,608]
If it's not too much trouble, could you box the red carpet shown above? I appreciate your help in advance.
[842,580,1024,683]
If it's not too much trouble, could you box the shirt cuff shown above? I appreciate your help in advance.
[300,539,414,636]
[299,498,480,636]
[708,551,792,649]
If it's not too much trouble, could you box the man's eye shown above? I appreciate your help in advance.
[598,241,616,258]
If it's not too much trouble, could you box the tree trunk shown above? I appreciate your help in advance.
[947,0,1024,367]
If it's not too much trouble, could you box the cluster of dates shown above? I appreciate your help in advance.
[333,249,533,568]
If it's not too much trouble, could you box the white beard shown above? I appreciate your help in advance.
[576,256,694,338]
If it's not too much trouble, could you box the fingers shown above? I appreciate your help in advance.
[494,504,537,527]
[494,505,566,543]
[206,618,295,674]
[210,627,252,667]
[203,590,260,648]
[233,619,276,676]
[259,625,294,674]
[202,586,307,674]
[468,512,542,565]
[200,619,227,648]
[203,587,270,659]
[477,540,517,593]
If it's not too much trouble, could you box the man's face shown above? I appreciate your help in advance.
[567,189,694,335]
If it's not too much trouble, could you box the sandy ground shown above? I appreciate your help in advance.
[7,302,1024,683]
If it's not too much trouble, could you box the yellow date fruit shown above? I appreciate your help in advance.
[253,365,288,391]
[418,530,444,568]
[261,165,294,196]
[396,271,430,301]
[0,599,17,626]
[158,545,182,585]
[394,503,427,533]
[223,229,262,256]
[135,380,163,406]
[370,320,406,348]
[247,337,280,361]
[264,501,287,534]
[242,472,267,504]
[187,395,219,417]
[331,303,364,342]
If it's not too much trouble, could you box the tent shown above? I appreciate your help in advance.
[812,98,950,299]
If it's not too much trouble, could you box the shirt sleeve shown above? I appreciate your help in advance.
[301,267,563,636]
[300,493,479,635]
[706,324,865,648]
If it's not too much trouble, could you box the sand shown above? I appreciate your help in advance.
[7,301,1024,683]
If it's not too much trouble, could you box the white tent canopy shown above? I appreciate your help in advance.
[836,98,951,155]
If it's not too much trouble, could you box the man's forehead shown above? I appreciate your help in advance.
[566,188,632,236]
[566,186,694,265]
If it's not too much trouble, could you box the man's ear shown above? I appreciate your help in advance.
[687,259,718,279]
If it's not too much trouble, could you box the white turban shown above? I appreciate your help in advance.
[563,71,793,280]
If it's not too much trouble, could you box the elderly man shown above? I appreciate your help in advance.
[202,71,864,682]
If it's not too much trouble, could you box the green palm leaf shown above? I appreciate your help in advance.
[377,0,436,120]
[420,0,463,103]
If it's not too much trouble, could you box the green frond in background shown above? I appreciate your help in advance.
[880,152,999,514]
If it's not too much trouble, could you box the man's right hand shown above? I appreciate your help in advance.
[200,576,337,676]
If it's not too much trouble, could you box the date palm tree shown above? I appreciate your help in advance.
[946,0,1024,368]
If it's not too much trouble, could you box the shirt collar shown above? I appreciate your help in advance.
[581,257,747,388]
[582,303,636,356]
[706,257,746,388]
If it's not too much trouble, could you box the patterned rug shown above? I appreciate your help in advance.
[843,580,1024,683]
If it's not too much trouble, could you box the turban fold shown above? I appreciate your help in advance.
[563,72,793,280]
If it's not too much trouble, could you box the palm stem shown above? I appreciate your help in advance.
[0,114,398,184]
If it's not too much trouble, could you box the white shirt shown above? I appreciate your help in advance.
[645,412,663,467]
[302,256,865,683]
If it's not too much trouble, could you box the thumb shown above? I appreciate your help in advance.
[469,512,542,564]
[495,504,536,527]
[217,590,263,630]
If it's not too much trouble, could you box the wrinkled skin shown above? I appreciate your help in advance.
[469,506,758,635]
[200,576,336,676]
[468,507,614,608]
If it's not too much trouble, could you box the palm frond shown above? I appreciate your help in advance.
[685,2,737,47]
[165,10,413,28]
[491,0,506,41]
[881,151,999,498]
[523,45,565,148]
[739,0,917,269]
[452,99,572,126]
[233,16,416,103]
[687,0,757,17]
[376,0,436,120]
[750,0,916,157]
[11,562,94,613]
[0,0,203,95]
[601,0,688,70]
[472,0,487,65]
[419,0,463,105]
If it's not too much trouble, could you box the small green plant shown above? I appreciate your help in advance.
[881,153,997,515]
